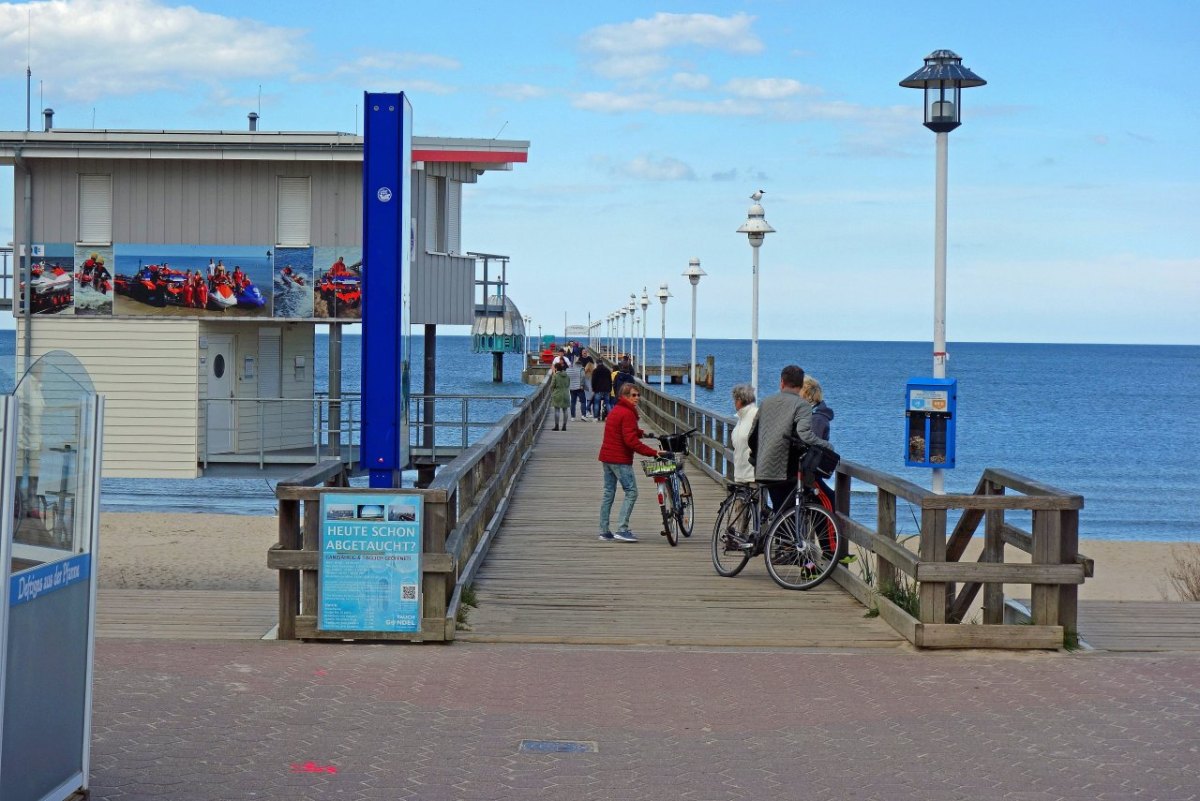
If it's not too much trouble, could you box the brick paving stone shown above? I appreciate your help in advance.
[80,641,1200,801]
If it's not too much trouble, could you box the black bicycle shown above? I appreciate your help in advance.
[711,447,843,590]
[641,428,696,546]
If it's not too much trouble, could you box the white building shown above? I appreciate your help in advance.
[0,122,529,478]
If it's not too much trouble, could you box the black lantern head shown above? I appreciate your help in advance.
[900,50,986,133]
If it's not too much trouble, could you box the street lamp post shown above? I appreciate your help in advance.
[736,192,775,397]
[901,49,986,494]
[682,258,706,405]
[656,283,671,391]
[524,314,532,365]
[639,288,650,382]
[628,297,637,370]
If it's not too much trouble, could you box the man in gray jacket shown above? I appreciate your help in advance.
[749,365,831,512]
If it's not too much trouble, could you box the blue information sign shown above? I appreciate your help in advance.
[318,493,423,633]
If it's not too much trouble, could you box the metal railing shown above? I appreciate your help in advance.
[200,395,362,469]
[198,391,531,469]
[409,393,528,461]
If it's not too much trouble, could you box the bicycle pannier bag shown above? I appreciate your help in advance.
[800,443,840,478]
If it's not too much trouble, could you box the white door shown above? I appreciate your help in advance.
[206,334,235,453]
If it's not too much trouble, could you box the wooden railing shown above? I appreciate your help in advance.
[830,463,1089,649]
[632,381,1090,650]
[268,378,552,641]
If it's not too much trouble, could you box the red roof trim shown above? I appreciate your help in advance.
[412,148,527,164]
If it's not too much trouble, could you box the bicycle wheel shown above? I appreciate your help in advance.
[764,503,841,590]
[710,491,753,577]
[677,473,694,537]
[660,481,680,547]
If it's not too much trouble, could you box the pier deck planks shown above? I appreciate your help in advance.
[460,411,904,648]
[96,589,276,639]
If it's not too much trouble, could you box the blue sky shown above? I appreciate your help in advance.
[0,0,1196,344]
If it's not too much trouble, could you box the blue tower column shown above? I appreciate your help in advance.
[361,92,412,487]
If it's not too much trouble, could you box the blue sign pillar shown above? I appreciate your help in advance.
[361,92,413,487]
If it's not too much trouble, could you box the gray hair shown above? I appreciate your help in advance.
[731,383,756,407]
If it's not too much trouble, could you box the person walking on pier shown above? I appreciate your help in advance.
[597,383,668,542]
[550,363,570,431]
[566,358,585,420]
[589,360,612,421]
[582,362,596,420]
[748,365,831,513]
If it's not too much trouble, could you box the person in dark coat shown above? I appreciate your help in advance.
[612,359,636,400]
[590,360,612,420]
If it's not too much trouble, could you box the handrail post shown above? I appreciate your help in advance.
[1031,508,1062,627]
[982,479,1005,624]
[919,506,948,624]
[877,489,897,593]
[277,496,300,640]
[1059,508,1079,635]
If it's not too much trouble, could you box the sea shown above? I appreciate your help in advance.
[2,331,1197,543]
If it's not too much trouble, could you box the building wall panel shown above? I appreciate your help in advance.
[16,317,201,478]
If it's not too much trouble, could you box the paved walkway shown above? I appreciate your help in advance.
[90,639,1199,800]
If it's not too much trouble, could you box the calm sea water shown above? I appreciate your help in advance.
[2,331,1197,542]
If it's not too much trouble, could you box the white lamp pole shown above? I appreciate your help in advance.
[901,49,986,495]
[656,283,671,391]
[524,314,532,364]
[639,288,650,382]
[737,192,775,397]
[629,293,637,371]
[682,258,706,405]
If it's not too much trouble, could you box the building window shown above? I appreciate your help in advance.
[277,176,311,246]
[425,175,446,253]
[78,174,112,245]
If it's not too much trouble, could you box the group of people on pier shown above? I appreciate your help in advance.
[548,343,640,431]
[581,358,836,544]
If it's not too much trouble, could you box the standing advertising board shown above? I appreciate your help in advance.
[318,493,423,633]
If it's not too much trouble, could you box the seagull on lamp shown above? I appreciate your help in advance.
[750,189,764,201]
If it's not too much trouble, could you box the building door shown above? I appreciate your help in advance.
[206,334,235,453]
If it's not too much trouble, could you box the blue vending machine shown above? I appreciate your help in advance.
[905,378,957,468]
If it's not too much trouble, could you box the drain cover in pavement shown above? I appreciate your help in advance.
[518,739,597,753]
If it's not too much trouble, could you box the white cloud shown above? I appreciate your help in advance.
[582,12,761,56]
[0,0,303,100]
[581,12,761,80]
[618,155,696,181]
[723,77,817,100]
[671,72,711,91]
[492,83,551,101]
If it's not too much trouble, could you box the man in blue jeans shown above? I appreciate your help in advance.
[596,382,668,542]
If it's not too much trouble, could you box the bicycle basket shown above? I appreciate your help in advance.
[800,443,840,478]
[661,432,690,454]
[641,459,679,477]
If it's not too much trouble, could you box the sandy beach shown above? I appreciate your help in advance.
[97,511,1196,602]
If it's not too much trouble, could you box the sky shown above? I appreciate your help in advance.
[0,0,1196,345]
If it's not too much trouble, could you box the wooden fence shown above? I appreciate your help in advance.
[633,380,1090,649]
[268,378,551,641]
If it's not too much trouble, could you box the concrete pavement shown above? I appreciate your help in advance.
[89,640,1199,800]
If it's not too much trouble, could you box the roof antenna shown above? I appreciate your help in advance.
[257,84,262,116]
[493,120,508,139]
[25,7,31,131]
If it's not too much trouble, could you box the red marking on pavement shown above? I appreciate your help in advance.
[314,669,328,676]
[290,761,338,774]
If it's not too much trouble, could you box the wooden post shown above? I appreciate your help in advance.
[919,507,947,624]
[1031,509,1062,627]
[277,497,300,640]
[423,492,454,637]
[1059,508,1079,634]
[982,480,1005,625]
[301,497,320,620]
[876,489,896,593]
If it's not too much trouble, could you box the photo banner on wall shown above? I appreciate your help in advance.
[112,244,273,318]
[25,243,366,322]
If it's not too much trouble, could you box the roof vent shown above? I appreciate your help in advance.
[248,112,259,131]
[43,108,54,132]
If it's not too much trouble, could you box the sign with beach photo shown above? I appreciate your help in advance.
[318,493,423,633]
[113,244,273,318]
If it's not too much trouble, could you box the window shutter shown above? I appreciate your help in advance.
[258,328,282,398]
[424,175,441,252]
[78,174,112,244]
[276,177,311,246]
[446,181,461,254]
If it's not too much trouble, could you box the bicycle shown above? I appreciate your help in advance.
[711,445,843,590]
[640,428,697,547]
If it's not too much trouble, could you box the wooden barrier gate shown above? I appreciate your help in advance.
[268,379,551,641]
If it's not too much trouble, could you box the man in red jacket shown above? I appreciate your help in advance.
[598,382,668,542]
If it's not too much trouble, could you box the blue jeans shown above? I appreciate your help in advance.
[599,462,638,534]
[571,389,586,417]
[591,394,606,418]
